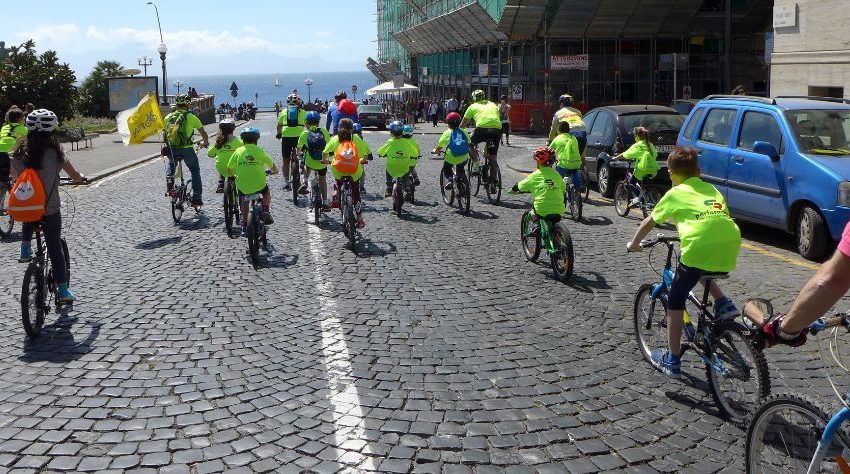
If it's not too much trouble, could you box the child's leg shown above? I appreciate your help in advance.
[666,309,684,356]
[262,188,271,211]
[707,281,739,319]
[239,198,249,225]
[667,263,703,356]
[442,161,454,181]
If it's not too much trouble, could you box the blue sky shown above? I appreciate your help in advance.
[4,1,377,78]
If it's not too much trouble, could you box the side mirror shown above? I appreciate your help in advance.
[753,141,780,162]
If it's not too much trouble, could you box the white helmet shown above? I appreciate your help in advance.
[26,109,59,132]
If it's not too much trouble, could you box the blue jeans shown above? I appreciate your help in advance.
[22,213,67,284]
[167,147,202,199]
[555,166,583,189]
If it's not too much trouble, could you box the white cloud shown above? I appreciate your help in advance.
[242,26,258,34]
[14,23,79,43]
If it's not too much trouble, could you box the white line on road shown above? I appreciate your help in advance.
[91,156,163,188]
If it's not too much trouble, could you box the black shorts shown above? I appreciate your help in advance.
[471,128,502,155]
[0,152,9,183]
[668,262,727,310]
[238,185,269,199]
[281,137,299,160]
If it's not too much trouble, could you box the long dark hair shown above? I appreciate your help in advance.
[215,129,234,149]
[338,118,354,142]
[14,131,64,169]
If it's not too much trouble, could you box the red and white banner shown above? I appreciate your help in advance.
[551,54,589,71]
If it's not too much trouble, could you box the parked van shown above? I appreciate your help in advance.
[677,95,850,260]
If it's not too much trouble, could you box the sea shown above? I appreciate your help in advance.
[172,71,377,108]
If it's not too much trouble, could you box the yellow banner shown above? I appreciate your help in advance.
[117,92,164,146]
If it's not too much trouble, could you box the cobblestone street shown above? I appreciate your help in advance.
[0,113,846,473]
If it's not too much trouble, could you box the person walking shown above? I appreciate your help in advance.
[428,100,439,127]
[498,95,511,146]
[404,97,416,126]
[445,95,459,115]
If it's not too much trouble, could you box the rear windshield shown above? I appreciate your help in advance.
[358,105,383,113]
[621,113,684,136]
[785,109,850,155]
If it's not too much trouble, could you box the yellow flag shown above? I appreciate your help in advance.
[116,92,164,146]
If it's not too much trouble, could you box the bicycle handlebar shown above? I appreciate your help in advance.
[808,314,850,335]
[639,233,680,249]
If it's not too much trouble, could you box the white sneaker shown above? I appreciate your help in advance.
[629,197,641,207]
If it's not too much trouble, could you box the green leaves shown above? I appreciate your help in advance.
[78,60,124,118]
[0,40,78,121]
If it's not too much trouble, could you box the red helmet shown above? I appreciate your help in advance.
[533,147,555,165]
[446,112,461,124]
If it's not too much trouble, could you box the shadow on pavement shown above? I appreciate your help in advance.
[567,271,612,293]
[400,213,439,225]
[177,212,210,231]
[466,209,499,220]
[581,216,613,226]
[261,252,299,269]
[664,388,723,421]
[19,312,101,363]
[134,235,183,250]
[494,200,531,210]
[356,239,397,258]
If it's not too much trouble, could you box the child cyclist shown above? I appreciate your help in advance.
[207,118,241,193]
[613,126,659,207]
[626,146,742,377]
[432,112,476,190]
[550,120,582,191]
[322,118,370,228]
[227,127,278,233]
[297,111,332,211]
[378,121,417,199]
[352,123,371,193]
[509,147,565,220]
[401,124,421,187]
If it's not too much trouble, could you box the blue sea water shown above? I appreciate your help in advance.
[172,71,377,108]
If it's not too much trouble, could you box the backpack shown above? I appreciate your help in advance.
[447,129,469,156]
[165,110,192,148]
[286,106,299,127]
[7,168,47,223]
[333,140,360,175]
[306,129,326,160]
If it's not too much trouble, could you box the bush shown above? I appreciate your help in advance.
[78,60,123,117]
[60,115,117,134]
[0,40,77,121]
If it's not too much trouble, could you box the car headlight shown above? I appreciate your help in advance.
[839,182,850,207]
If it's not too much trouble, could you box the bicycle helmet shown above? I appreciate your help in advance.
[533,147,555,166]
[174,94,191,106]
[286,94,300,106]
[558,94,573,107]
[352,123,363,134]
[445,112,461,125]
[305,110,320,124]
[388,120,404,137]
[218,118,236,135]
[402,124,414,137]
[239,126,260,142]
[25,109,59,132]
[471,89,485,102]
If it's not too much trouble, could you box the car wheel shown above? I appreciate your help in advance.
[597,161,614,198]
[797,205,830,261]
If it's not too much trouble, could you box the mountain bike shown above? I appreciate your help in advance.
[632,234,769,425]
[518,210,575,283]
[745,312,850,473]
[222,177,240,238]
[440,165,471,215]
[290,148,302,205]
[243,191,269,269]
[20,223,72,338]
[468,137,502,204]
[614,161,662,218]
[339,176,358,249]
[168,149,198,224]
[391,172,415,217]
[0,180,14,239]
[563,172,584,222]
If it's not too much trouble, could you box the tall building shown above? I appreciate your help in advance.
[371,0,772,131]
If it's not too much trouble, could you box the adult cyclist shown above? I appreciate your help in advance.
[459,89,502,175]
[276,93,306,191]
[164,94,209,207]
[549,94,587,156]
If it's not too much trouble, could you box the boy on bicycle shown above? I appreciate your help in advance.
[613,126,659,207]
[401,124,421,188]
[432,112,476,190]
[626,146,741,377]
[550,120,582,190]
[227,127,278,232]
[378,121,418,198]
[509,147,565,221]
[297,111,332,211]
[322,119,370,228]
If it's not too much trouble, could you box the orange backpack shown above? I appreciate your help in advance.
[333,140,360,175]
[7,168,47,223]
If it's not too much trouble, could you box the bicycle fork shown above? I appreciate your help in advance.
[809,407,850,473]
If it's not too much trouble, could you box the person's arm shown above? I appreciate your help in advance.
[276,117,283,138]
[198,126,209,148]
[62,160,85,183]
[626,216,657,252]
[781,251,850,333]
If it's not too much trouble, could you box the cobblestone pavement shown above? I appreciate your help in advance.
[0,114,847,473]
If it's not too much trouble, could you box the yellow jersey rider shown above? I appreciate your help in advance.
[460,90,502,175]
[549,94,587,157]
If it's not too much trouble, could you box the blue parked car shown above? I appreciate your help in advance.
[677,95,850,260]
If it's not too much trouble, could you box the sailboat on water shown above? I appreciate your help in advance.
[274,73,281,87]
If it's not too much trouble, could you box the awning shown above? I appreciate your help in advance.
[393,2,507,56]
[496,0,548,40]
[366,81,420,96]
[366,57,406,83]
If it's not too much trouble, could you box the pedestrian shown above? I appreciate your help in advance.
[25,103,34,114]
[404,97,416,126]
[499,95,511,146]
[731,84,747,96]
[428,100,439,127]
[417,98,425,122]
[445,94,459,114]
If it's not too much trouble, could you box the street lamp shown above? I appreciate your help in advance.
[147,1,168,104]
[304,78,313,103]
[138,56,153,76]
[173,80,184,95]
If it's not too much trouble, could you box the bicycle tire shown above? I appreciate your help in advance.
[614,181,630,217]
[345,206,356,249]
[642,187,663,219]
[486,161,502,204]
[224,181,235,237]
[633,283,668,366]
[261,225,268,252]
[550,221,575,282]
[184,179,194,211]
[171,183,184,224]
[21,261,46,338]
[439,171,454,206]
[520,210,541,262]
[706,321,770,427]
[468,158,481,197]
[60,238,70,285]
[457,175,471,215]
[393,180,403,216]
[0,185,14,239]
[580,167,590,203]
[568,186,582,222]
[746,394,850,473]
[247,212,259,268]
[291,161,300,205]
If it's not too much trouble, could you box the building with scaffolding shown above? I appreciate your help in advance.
[370,0,772,131]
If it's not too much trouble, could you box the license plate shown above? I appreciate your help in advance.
[656,145,674,154]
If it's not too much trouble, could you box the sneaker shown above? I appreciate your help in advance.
[385,188,393,198]
[714,297,740,321]
[629,197,641,207]
[215,182,224,193]
[165,178,174,196]
[650,349,681,378]
[57,284,76,305]
[356,215,365,228]
[261,211,274,225]
[19,245,32,263]
[283,183,292,191]
[298,183,309,195]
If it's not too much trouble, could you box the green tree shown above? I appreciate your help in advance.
[0,40,77,121]
[77,60,123,117]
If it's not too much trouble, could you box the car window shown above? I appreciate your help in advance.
[589,112,611,140]
[699,108,738,146]
[358,105,382,113]
[683,108,706,141]
[738,112,783,153]
[622,113,684,135]
[785,109,850,155]
[583,111,598,130]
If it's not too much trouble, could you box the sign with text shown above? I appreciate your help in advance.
[478,64,489,77]
[512,84,523,101]
[774,3,797,28]
[551,54,589,71]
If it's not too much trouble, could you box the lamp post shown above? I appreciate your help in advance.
[173,80,184,95]
[147,1,168,104]
[138,56,153,76]
[304,78,313,103]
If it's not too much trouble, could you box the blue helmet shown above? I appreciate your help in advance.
[402,124,414,137]
[352,122,363,133]
[388,120,404,137]
[305,111,320,124]
[240,126,260,141]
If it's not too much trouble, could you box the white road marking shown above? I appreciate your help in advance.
[91,156,163,188]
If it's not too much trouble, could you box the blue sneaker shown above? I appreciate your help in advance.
[650,349,681,378]
[714,297,739,321]
[57,284,76,305]
[19,245,32,263]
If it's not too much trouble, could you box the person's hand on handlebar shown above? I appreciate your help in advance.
[626,240,643,253]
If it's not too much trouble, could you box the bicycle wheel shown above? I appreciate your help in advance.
[439,171,455,206]
[291,161,300,205]
[184,179,194,210]
[633,284,668,366]
[0,185,14,239]
[457,176,471,215]
[580,167,590,203]
[567,186,582,222]
[485,161,501,204]
[614,181,630,217]
[223,181,235,237]
[642,187,663,218]
[468,157,481,197]
[171,183,185,223]
[706,321,770,426]
[246,212,259,268]
[746,394,850,473]
[393,180,403,216]
[520,210,541,262]
[550,221,575,282]
[345,206,356,249]
[21,261,46,338]
[60,238,71,284]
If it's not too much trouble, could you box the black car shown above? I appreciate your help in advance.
[582,105,684,197]
[357,104,388,130]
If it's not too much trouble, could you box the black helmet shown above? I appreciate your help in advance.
[558,94,573,106]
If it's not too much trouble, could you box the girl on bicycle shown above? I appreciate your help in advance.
[401,124,421,187]
[432,112,474,190]
[550,120,582,189]
[13,109,85,304]
[613,126,659,207]
[207,119,241,193]
[297,111,332,211]
[322,119,370,228]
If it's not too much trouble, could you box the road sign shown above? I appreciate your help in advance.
[352,85,358,93]
[512,84,523,101]
[230,81,238,98]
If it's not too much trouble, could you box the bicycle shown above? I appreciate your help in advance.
[632,234,769,425]
[613,161,662,218]
[222,176,240,238]
[0,180,15,239]
[167,147,199,224]
[564,172,584,222]
[308,171,323,226]
[290,148,302,205]
[436,153,471,215]
[391,172,415,217]
[518,209,575,283]
[338,176,358,249]
[243,191,269,269]
[744,311,850,473]
[20,222,72,338]
[468,136,502,204]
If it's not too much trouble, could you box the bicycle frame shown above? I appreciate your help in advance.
[809,406,850,473]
